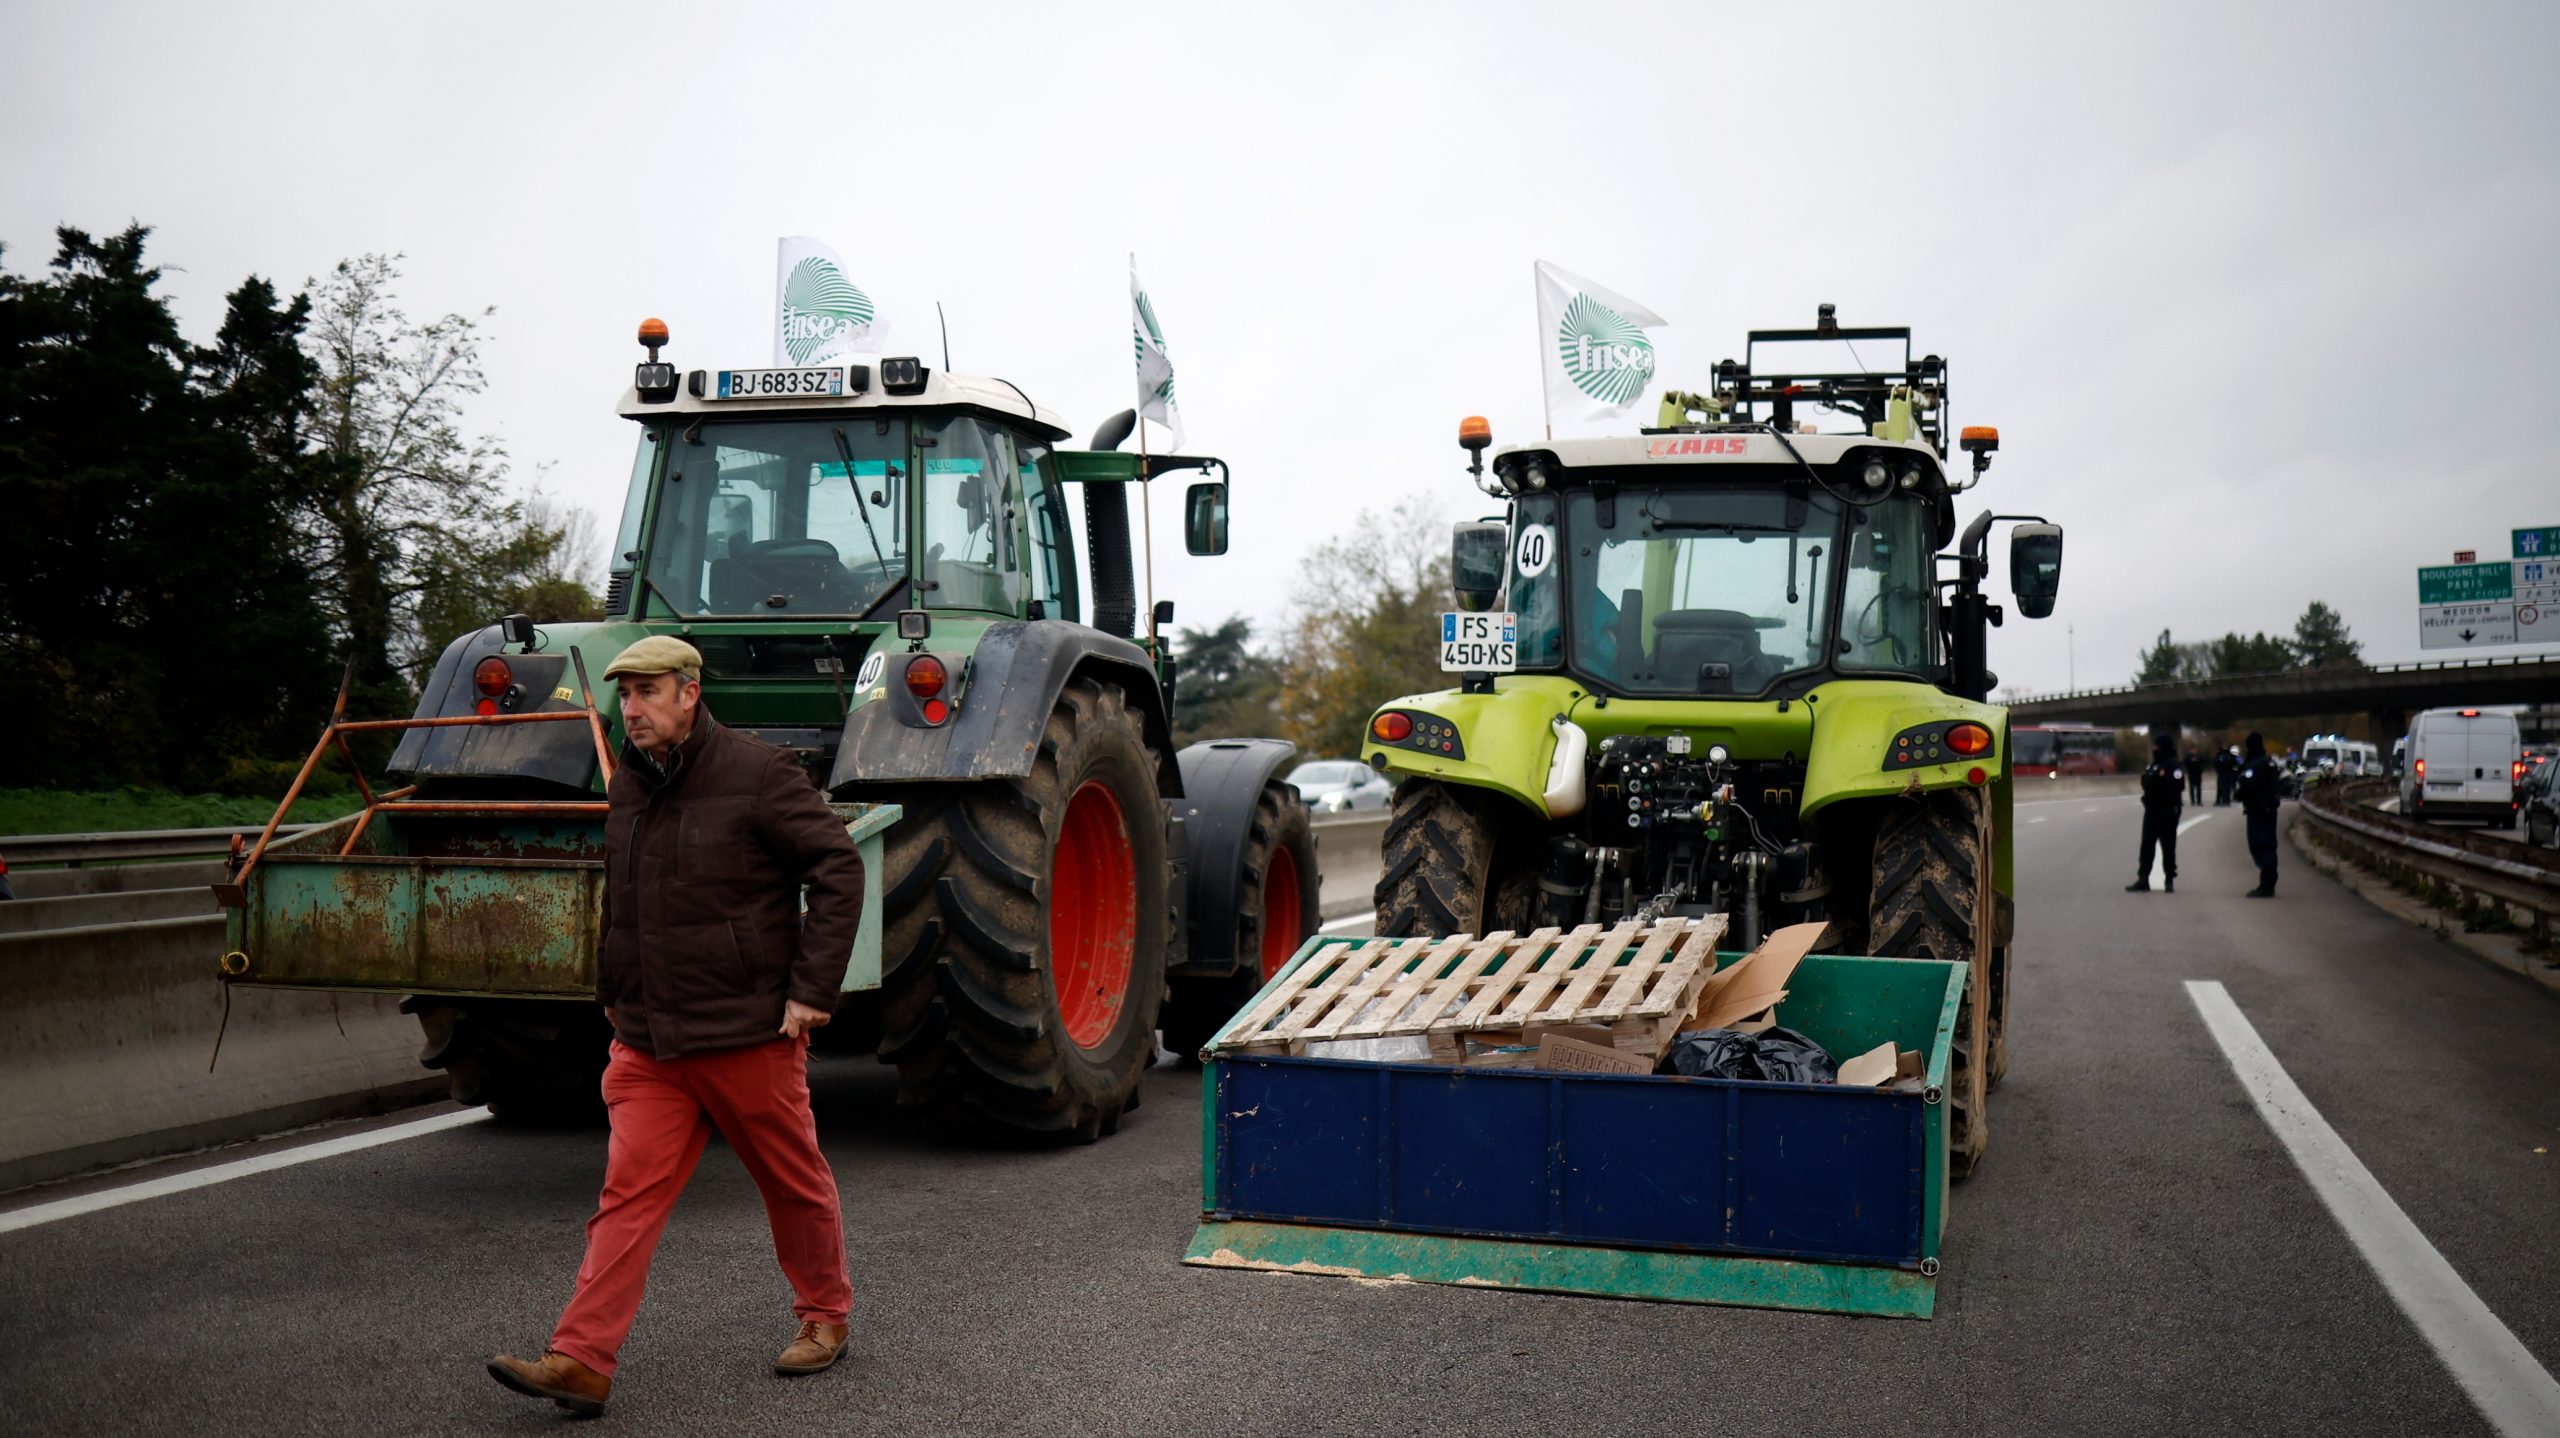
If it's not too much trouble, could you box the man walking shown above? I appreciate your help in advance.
[2127,735,2184,892]
[2183,747,2205,806]
[490,637,866,1416]
[2236,730,2283,897]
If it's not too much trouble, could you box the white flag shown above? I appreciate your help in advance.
[1130,257,1184,451]
[1535,260,1666,426]
[774,237,881,367]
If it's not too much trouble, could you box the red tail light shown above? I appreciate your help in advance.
[1946,722,1993,756]
[922,698,950,725]
[474,697,498,716]
[2414,758,2425,779]
[1372,712,1413,743]
[2517,761,2528,782]
[904,655,947,699]
[473,658,512,697]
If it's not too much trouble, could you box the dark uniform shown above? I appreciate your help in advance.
[2183,749,2205,805]
[2129,743,2184,891]
[2237,732,2282,896]
[2213,747,2239,806]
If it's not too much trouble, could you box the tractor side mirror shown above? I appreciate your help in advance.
[1452,522,1508,612]
[1183,481,1229,556]
[2010,523,2063,619]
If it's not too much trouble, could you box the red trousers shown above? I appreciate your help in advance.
[549,1035,851,1376]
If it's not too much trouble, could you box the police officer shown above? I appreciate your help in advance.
[2128,735,2183,892]
[2237,731,2283,897]
[2213,745,2239,806]
[2182,747,2205,805]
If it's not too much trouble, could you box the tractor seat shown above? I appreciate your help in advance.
[1652,609,1783,692]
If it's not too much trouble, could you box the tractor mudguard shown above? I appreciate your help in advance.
[827,621,1179,795]
[1171,737,1299,978]
[1798,680,2008,820]
[1358,676,1583,816]
[388,621,647,788]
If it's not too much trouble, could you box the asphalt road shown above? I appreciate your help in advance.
[4,794,2558,1435]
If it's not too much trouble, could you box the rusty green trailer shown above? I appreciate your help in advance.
[221,803,898,998]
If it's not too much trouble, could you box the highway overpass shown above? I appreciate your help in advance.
[2005,652,2560,737]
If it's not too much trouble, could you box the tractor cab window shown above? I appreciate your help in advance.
[1019,442,1079,621]
[1510,494,1563,669]
[1838,498,1936,674]
[1563,482,1841,696]
[641,418,909,617]
[918,416,1021,614]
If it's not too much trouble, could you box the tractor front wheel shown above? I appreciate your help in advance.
[1160,779,1320,1059]
[874,679,1168,1142]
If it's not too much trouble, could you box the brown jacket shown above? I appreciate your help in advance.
[598,708,866,1059]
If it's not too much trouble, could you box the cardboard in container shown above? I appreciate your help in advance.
[1684,920,1824,1032]
[1535,1032,1653,1075]
[1837,1042,1927,1089]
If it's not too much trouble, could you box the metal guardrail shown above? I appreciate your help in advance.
[2012,652,2560,707]
[2296,778,2558,942]
[0,825,314,868]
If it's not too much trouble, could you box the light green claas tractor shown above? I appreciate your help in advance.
[1364,311,2063,1173]
[218,322,1318,1143]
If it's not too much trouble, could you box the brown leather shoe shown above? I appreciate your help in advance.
[775,1320,850,1375]
[488,1350,610,1415]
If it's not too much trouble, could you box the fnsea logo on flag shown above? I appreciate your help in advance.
[1556,291,1656,404]
[779,255,875,365]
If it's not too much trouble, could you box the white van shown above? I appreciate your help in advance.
[2302,735,2377,777]
[2399,708,2523,828]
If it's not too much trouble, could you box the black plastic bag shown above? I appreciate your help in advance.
[1664,1026,1837,1084]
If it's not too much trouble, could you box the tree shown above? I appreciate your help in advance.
[2290,600,2361,669]
[0,227,335,790]
[2135,629,2182,686]
[411,490,602,668]
[2208,631,2292,679]
[1271,494,1450,759]
[1170,615,1280,747]
[302,254,517,699]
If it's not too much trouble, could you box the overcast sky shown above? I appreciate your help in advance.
[7,0,2556,695]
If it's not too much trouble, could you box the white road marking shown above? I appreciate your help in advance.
[2023,815,2048,824]
[2185,981,2560,1436]
[0,1108,493,1237]
[2177,813,2213,836]
[1319,912,1376,935]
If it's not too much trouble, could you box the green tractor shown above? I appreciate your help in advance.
[1365,311,2062,1173]
[218,322,1319,1142]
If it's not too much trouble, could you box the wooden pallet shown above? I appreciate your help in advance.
[1208,916,1728,1062]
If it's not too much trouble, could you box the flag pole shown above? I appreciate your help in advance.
[1534,263,1552,441]
[1139,415,1156,649]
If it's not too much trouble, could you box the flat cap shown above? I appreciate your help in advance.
[600,635,704,683]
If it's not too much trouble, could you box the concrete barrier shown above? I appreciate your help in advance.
[0,916,439,1191]
[1312,812,1388,919]
[0,886,216,936]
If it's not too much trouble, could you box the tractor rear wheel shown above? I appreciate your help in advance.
[1160,780,1320,1059]
[1868,785,1995,1176]
[1374,778,1540,938]
[419,1002,607,1124]
[873,679,1168,1142]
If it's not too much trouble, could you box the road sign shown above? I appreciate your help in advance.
[2515,526,2560,559]
[2517,556,2560,643]
[2416,562,2513,605]
[2419,601,2518,649]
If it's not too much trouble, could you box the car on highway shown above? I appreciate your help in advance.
[2523,759,2560,848]
[2400,706,2524,829]
[1286,759,1393,813]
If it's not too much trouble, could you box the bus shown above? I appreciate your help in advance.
[2013,723,2117,778]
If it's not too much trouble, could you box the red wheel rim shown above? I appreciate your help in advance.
[1259,843,1305,981]
[1051,780,1138,1050]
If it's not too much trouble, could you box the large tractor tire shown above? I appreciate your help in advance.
[1161,780,1320,1059]
[1374,778,1541,938]
[874,679,1168,1142]
[416,1002,608,1125]
[1868,785,1996,1177]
